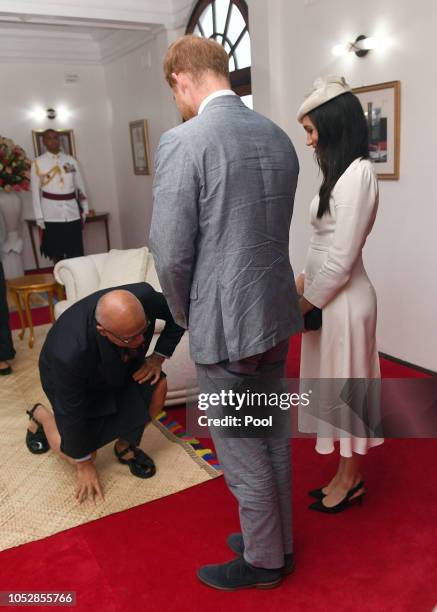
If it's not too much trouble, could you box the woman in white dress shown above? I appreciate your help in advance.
[296,76,384,513]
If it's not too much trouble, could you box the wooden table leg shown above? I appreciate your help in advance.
[26,221,40,270]
[104,218,111,251]
[10,289,26,341]
[56,283,64,301]
[23,290,35,349]
[47,290,55,323]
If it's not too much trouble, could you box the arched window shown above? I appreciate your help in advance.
[186,0,252,108]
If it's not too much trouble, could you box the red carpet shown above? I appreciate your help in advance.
[2,311,436,612]
[8,306,53,331]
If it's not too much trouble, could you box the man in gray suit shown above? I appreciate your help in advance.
[150,35,302,590]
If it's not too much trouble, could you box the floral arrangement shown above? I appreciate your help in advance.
[0,136,31,193]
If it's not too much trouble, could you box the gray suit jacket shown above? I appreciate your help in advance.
[150,95,302,365]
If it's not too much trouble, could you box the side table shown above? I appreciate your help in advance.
[7,274,61,348]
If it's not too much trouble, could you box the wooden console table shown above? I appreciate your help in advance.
[7,274,61,348]
[25,212,110,270]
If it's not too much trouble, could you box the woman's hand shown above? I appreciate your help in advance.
[299,295,315,316]
[295,273,305,296]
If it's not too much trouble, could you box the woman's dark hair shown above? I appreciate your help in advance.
[309,92,369,217]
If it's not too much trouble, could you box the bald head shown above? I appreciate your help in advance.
[95,290,147,347]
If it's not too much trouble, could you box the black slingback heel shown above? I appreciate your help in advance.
[309,481,366,514]
[26,404,50,454]
[308,479,365,500]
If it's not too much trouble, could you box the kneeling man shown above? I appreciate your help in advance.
[25,283,184,503]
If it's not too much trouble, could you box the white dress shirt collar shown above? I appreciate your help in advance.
[198,89,237,115]
[45,151,61,160]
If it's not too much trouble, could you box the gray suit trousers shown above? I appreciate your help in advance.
[195,340,292,569]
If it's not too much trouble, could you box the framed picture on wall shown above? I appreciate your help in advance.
[32,129,76,158]
[129,120,151,175]
[353,81,401,180]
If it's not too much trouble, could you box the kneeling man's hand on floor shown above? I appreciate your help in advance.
[76,459,104,505]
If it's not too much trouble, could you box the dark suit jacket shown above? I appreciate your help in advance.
[39,283,184,458]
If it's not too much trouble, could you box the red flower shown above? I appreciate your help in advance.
[0,135,31,186]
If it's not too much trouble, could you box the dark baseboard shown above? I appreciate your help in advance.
[25,267,54,275]
[379,352,436,376]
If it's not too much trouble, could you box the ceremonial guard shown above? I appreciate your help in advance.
[30,129,89,263]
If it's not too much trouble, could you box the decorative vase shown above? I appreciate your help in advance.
[0,191,24,278]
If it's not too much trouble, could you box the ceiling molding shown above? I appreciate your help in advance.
[0,30,102,64]
[99,28,164,64]
[0,1,193,64]
[0,1,176,27]
[0,24,98,40]
[0,21,165,65]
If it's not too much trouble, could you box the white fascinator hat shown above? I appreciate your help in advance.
[297,75,352,122]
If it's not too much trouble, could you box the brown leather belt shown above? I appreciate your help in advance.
[42,191,76,201]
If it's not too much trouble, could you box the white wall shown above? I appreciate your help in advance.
[4,1,432,369]
[0,25,186,268]
[248,0,437,371]
[104,28,182,249]
[0,62,122,269]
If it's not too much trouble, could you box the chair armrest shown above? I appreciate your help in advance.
[54,253,107,302]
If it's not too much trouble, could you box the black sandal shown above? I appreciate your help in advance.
[26,404,50,455]
[130,447,155,470]
[114,444,156,479]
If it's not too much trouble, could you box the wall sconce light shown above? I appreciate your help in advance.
[29,106,72,122]
[332,35,377,57]
[29,107,46,121]
[56,106,72,121]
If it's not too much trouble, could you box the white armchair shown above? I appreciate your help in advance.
[53,248,198,406]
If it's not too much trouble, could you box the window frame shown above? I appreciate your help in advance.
[185,0,251,97]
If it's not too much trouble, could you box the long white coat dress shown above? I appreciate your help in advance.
[299,157,384,457]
